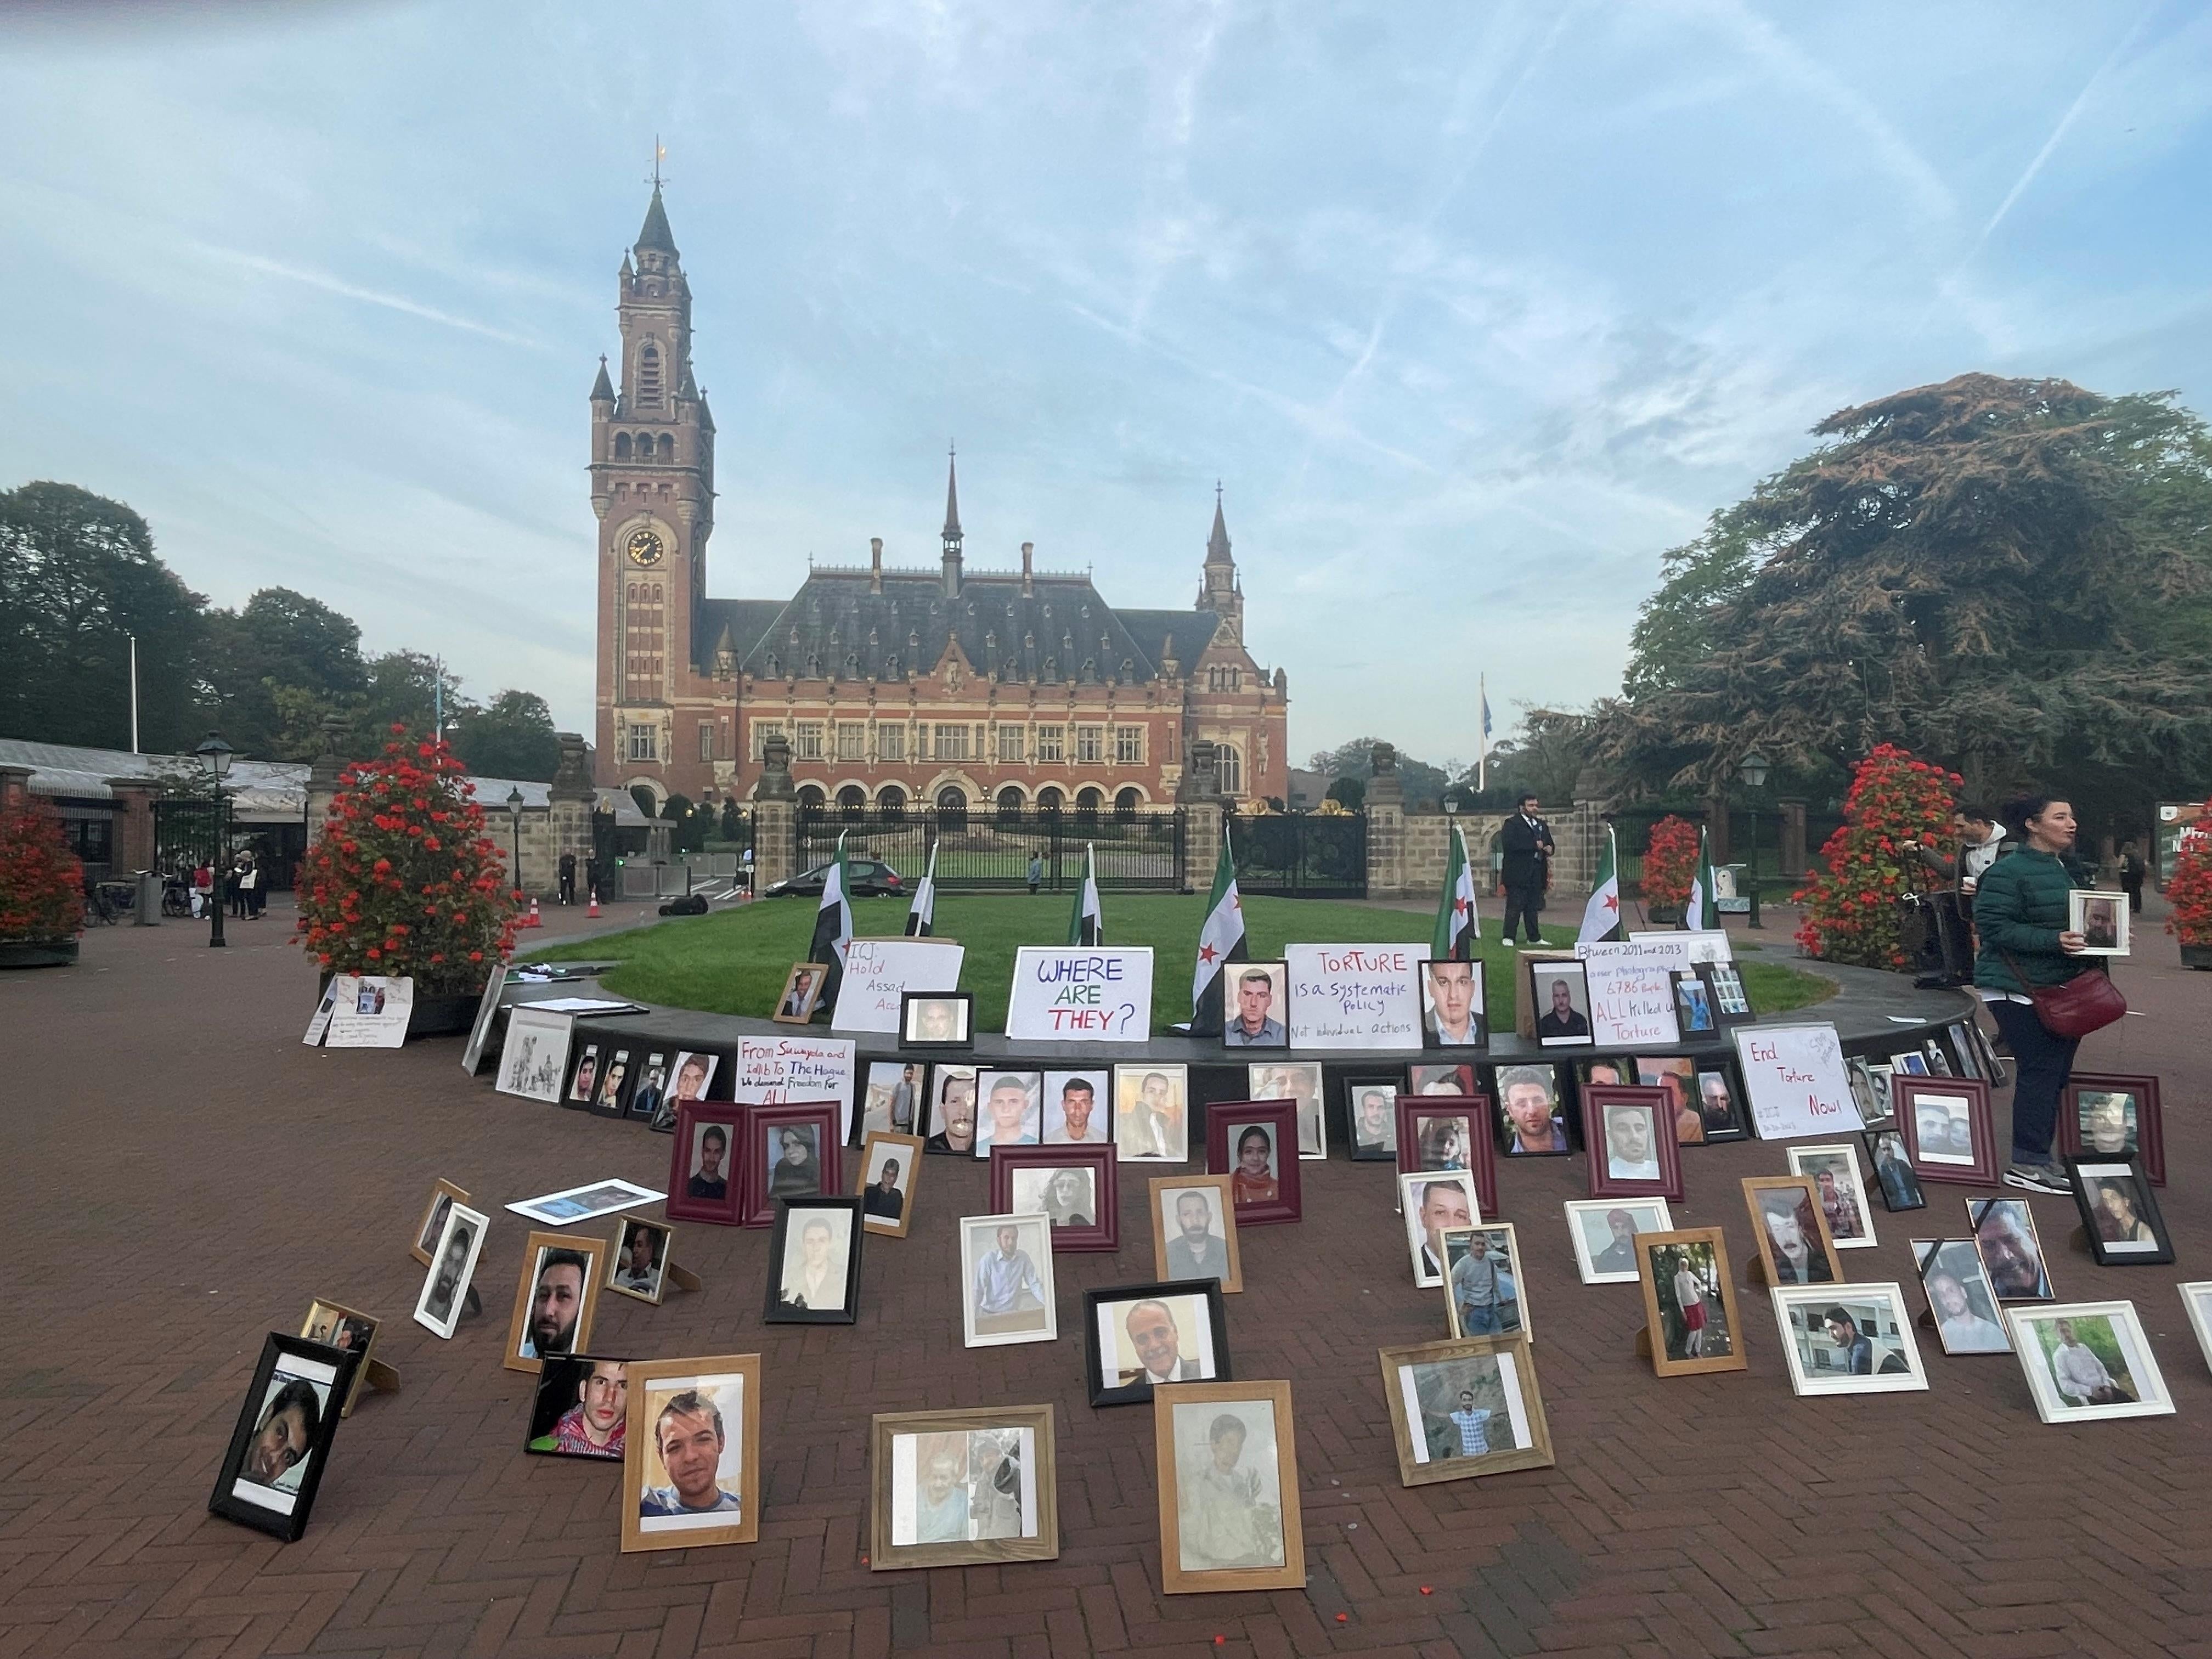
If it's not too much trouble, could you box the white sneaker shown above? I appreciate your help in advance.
[1500,938,1516,949]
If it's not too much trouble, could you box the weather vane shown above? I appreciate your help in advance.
[648,136,667,190]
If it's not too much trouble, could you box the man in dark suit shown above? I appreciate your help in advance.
[1498,794,1555,945]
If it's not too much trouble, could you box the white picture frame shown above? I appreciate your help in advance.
[495,1006,575,1103]
[1562,1198,1675,1285]
[1770,1283,1928,1396]
[1397,1171,1481,1289]
[2177,1283,2212,1375]
[2068,890,2130,957]
[2007,1300,2174,1424]
[1785,1143,1878,1250]
[958,1213,1059,1349]
[413,1203,491,1339]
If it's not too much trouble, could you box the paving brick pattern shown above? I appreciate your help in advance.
[3,900,2209,1658]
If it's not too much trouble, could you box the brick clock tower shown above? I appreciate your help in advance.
[588,183,721,802]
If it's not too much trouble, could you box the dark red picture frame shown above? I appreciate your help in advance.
[738,1101,844,1228]
[1204,1101,1303,1227]
[1893,1076,1999,1187]
[664,1101,746,1226]
[1393,1094,1498,1221]
[2057,1073,2164,1186]
[988,1145,1119,1252]
[1579,1084,1684,1201]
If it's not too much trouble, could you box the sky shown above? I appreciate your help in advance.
[5,0,2210,770]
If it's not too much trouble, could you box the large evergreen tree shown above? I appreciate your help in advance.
[450,690,561,782]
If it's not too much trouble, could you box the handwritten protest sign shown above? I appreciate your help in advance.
[1284,944,1420,1048]
[735,1034,859,1139]
[1629,929,1734,964]
[323,974,413,1048]
[830,936,966,1033]
[1574,941,1681,1047]
[1731,1023,1862,1140]
[1005,946,1153,1042]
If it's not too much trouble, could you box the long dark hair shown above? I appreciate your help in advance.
[2000,794,2066,843]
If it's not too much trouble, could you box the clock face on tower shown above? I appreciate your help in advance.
[625,528,664,568]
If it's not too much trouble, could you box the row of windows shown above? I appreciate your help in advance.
[750,721,1148,765]
[626,723,1244,795]
[798,783,1150,820]
[613,431,676,462]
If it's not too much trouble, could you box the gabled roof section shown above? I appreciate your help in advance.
[1118,608,1221,672]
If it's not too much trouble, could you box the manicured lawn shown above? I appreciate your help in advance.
[529,894,1833,1031]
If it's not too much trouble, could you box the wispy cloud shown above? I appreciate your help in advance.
[188,243,544,347]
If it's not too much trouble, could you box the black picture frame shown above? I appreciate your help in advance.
[1703,960,1756,1025]
[1492,1062,1573,1158]
[1528,960,1595,1047]
[1344,1077,1402,1161]
[207,1333,361,1542]
[626,1049,672,1125]
[764,1196,865,1323]
[1082,1278,1232,1407]
[1669,971,1719,1041]
[1690,1060,1751,1143]
[589,1045,636,1119]
[524,1353,633,1459]
[2064,1156,2174,1267]
[900,991,975,1052]
[1861,1129,1926,1211]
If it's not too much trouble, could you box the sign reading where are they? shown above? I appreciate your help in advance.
[1005,946,1154,1042]
[1731,1022,1863,1141]
[1285,944,1420,1048]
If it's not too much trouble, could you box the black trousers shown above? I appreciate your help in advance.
[1988,998,2079,1165]
[1500,884,1544,942]
[559,872,577,904]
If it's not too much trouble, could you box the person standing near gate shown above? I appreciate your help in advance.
[1027,852,1044,895]
[1498,795,1554,946]
[559,850,578,906]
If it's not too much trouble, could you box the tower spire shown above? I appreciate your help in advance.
[1198,483,1242,641]
[942,443,963,540]
[1207,480,1231,562]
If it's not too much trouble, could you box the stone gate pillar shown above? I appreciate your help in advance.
[1365,742,1406,899]
[752,734,797,891]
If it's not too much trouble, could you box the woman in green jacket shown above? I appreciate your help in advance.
[1972,795,2093,1194]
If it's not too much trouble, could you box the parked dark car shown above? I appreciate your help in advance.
[763,858,904,899]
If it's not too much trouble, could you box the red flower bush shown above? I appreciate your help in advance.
[294,726,519,994]
[2165,803,2212,947]
[1640,815,1701,910]
[0,804,84,942]
[1793,744,1960,969]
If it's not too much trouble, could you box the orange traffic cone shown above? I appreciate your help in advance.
[522,897,543,929]
[588,888,600,918]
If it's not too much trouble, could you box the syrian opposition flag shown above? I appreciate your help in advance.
[904,842,938,937]
[1430,822,1479,960]
[1578,825,1622,945]
[1685,825,1720,932]
[1187,824,1248,1036]
[1068,843,1103,945]
[806,832,854,1017]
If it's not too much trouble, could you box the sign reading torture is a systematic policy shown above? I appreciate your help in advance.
[1731,1023,1863,1140]
[1284,944,1420,1048]
[1004,946,1154,1042]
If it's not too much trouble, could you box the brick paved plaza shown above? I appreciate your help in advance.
[3,901,2208,1659]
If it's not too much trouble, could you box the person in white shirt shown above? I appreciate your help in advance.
[1926,1269,2008,1353]
[2048,1319,2129,1406]
[1603,1105,1661,1182]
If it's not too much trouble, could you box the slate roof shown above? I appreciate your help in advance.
[635,187,678,255]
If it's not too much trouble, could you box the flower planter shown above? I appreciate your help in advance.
[0,939,78,969]
[408,991,483,1039]
[2181,942,2212,973]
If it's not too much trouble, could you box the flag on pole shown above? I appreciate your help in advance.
[904,842,938,936]
[806,832,854,1016]
[1188,822,1248,1035]
[1578,825,1622,944]
[1431,822,1480,960]
[1068,842,1103,945]
[1685,825,1720,932]
[1477,675,1493,794]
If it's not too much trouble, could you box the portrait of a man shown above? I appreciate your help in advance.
[1570,1199,1672,1283]
[670,1051,716,1104]
[628,1056,667,1122]
[1914,1094,1976,1164]
[777,966,821,1020]
[1973,1201,2051,1300]
[1221,966,1288,1047]
[1757,1195,1834,1284]
[1105,1296,1216,1388]
[1160,1187,1232,1283]
[1350,1085,1398,1153]
[1497,1066,1567,1155]
[687,1124,731,1200]
[1915,1242,2008,1355]
[1821,1307,1875,1375]
[2044,1316,2135,1406]
[639,1389,744,1519]
[906,996,968,1044]
[529,1358,629,1459]
[1532,967,1592,1045]
[241,1376,323,1492]
[417,1216,480,1333]
[927,1068,978,1153]
[862,1153,908,1224]
[775,1211,851,1313]
[2078,1091,2136,1156]
[1116,1066,1187,1160]
[519,1248,590,1361]
[976,1072,1041,1155]
[1446,1228,1520,1337]
[1696,1070,1740,1136]
[1402,1175,1476,1284]
[613,1222,665,1297]
[1422,959,1483,1047]
[1044,1073,1109,1143]
[1602,1103,1661,1182]
[967,1219,1052,1342]
[594,1051,630,1113]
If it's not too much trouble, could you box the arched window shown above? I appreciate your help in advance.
[638,343,662,407]
[996,786,1024,823]
[614,432,633,461]
[877,785,907,820]
[837,785,867,821]
[1075,786,1103,822]
[1114,787,1141,821]
[1217,745,1244,797]
[658,432,675,462]
[796,785,826,817]
[1037,787,1063,816]
[935,786,968,830]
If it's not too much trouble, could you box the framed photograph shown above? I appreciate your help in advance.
[1493,1063,1571,1156]
[2177,1283,2212,1375]
[1408,1062,1476,1097]
[857,1131,924,1238]
[1786,1143,1877,1249]
[1419,957,1487,1048]
[742,1102,843,1227]
[2059,1075,2163,1184]
[975,1069,1044,1157]
[589,1046,636,1119]
[1380,1334,1554,1489]
[1345,1080,1401,1160]
[1581,1085,1683,1200]
[2069,890,2130,956]
[1150,1175,1243,1293]
[526,1354,631,1459]
[1246,1062,1326,1159]
[1220,962,1290,1048]
[1706,960,1754,1022]
[1440,1224,1528,1341]
[1891,1049,1930,1078]
[870,1406,1059,1568]
[1398,1171,1481,1288]
[621,1355,761,1551]
[772,962,829,1024]
[1564,1198,1676,1285]
[1846,1059,1886,1130]
[1671,971,1717,1039]
[1922,1037,1953,1077]
[1692,1063,1749,1143]
[668,1049,720,1107]
[860,1060,926,1141]
[1042,1070,1113,1147]
[665,1102,745,1226]
[991,1146,1119,1252]
[1154,1380,1305,1594]
[413,1201,490,1339]
[1632,1056,1705,1146]
[1911,1239,2011,1355]
[1634,1228,1747,1378]
[503,1231,606,1375]
[923,1064,979,1155]
[960,1213,1058,1347]
[494,1006,574,1102]
[2006,1302,2174,1423]
[1863,1129,1926,1212]
[460,962,507,1075]
[410,1178,469,1267]
[1086,1280,1230,1405]
[1942,1023,1982,1081]
[1862,1061,1897,1127]
[626,1051,670,1124]
[1528,960,1594,1047]
[1894,1077,1998,1187]
[766,1196,863,1323]
[507,1178,660,1227]
[1206,1102,1303,1227]
[1741,1176,1843,1287]
[2066,1158,2172,1266]
[1969,1197,2055,1301]
[1771,1284,1929,1395]
[1395,1095,1498,1221]
[565,1042,603,1110]
[206,1333,359,1541]
[901,990,974,1050]
[1115,1063,1190,1161]
[608,1218,672,1305]
[297,1301,379,1416]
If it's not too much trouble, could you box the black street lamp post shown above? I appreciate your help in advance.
[1737,750,1770,929]
[506,788,526,899]
[195,732,234,949]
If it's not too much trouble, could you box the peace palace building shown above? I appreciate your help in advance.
[589,188,1289,819]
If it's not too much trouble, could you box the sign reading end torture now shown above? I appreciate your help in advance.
[1285,944,1420,1048]
[1731,1023,1863,1140]
[1005,946,1153,1042]
[1574,940,1681,1048]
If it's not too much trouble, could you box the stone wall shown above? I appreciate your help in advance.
[1363,802,1604,906]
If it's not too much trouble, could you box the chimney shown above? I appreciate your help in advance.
[1020,541,1034,597]
[870,537,883,594]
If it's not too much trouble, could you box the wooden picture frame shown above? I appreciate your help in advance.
[989,1145,1119,1252]
[2006,1301,2174,1424]
[206,1332,361,1542]
[1633,1227,1748,1378]
[1149,1175,1243,1293]
[900,991,975,1051]
[1085,1280,1232,1406]
[1786,1142,1878,1249]
[1741,1176,1844,1288]
[1395,1094,1498,1220]
[503,1231,607,1375]
[524,1353,633,1459]
[959,1213,1058,1348]
[771,962,829,1024]
[1893,1076,1999,1187]
[1344,1079,1401,1161]
[856,1130,924,1238]
[410,1178,470,1267]
[1205,1101,1303,1227]
[764,1196,864,1324]
[1153,1379,1305,1594]
[607,1217,673,1306]
[1771,1283,1929,1395]
[740,1102,843,1227]
[621,1354,763,1552]
[868,1404,1059,1570]
[297,1300,380,1416]
[2064,1157,2174,1267]
[1563,1198,1675,1285]
[1580,1084,1683,1200]
[664,1101,746,1226]
[2058,1074,2164,1185]
[1440,1223,1529,1342]
[1378,1334,1554,1487]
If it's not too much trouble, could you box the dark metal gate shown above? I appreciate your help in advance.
[1231,811,1367,899]
[795,806,1186,892]
[153,799,222,877]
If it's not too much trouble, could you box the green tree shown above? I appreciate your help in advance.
[199,587,368,758]
[358,651,473,746]
[1324,775,1365,810]
[1306,737,1455,810]
[450,690,560,781]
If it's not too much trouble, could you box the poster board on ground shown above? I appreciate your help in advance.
[323,975,413,1048]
